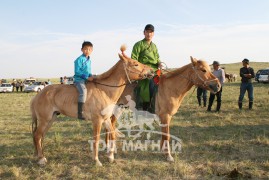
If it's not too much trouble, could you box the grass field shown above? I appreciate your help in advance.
[0,62,269,179]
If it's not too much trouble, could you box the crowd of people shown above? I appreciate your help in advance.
[197,58,255,112]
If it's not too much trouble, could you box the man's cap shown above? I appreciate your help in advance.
[242,58,249,64]
[144,24,154,32]
[212,61,220,66]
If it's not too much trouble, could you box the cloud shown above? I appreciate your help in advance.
[0,23,268,78]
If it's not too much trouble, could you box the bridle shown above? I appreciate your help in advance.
[190,66,218,88]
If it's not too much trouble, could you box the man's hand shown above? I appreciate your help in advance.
[88,76,94,81]
[244,74,252,78]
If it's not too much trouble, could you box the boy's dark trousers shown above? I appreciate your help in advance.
[207,87,222,112]
[197,87,207,107]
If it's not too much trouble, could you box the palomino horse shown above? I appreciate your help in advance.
[31,50,154,166]
[113,56,221,161]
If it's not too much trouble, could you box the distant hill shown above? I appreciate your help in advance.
[219,62,269,75]
[2,62,269,83]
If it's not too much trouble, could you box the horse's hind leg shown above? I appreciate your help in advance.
[34,114,56,165]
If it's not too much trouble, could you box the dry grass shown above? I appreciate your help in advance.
[0,62,269,179]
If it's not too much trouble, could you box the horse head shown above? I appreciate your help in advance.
[118,50,154,81]
[190,56,221,94]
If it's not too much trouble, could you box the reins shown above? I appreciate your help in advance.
[90,61,147,88]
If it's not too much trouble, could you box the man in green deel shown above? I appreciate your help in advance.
[131,24,161,111]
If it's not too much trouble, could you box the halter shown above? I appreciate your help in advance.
[191,66,218,88]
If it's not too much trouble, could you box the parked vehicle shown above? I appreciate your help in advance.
[23,78,37,88]
[0,83,13,93]
[255,69,265,82]
[24,81,45,92]
[66,76,74,85]
[258,69,269,83]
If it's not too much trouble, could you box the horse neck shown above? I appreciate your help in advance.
[158,65,195,106]
[93,61,128,102]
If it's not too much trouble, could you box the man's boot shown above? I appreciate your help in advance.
[249,102,253,110]
[78,102,85,120]
[216,101,221,112]
[238,102,242,110]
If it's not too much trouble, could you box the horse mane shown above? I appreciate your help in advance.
[162,63,192,79]
[96,60,122,80]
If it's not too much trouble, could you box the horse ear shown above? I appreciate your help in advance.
[190,56,197,66]
[118,53,127,62]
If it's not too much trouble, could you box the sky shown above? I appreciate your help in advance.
[0,0,269,79]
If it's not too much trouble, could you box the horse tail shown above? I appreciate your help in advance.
[104,117,124,139]
[30,97,38,153]
[31,98,37,134]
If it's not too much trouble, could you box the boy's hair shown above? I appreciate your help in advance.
[82,41,93,49]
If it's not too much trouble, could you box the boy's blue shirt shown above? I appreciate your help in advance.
[74,54,92,82]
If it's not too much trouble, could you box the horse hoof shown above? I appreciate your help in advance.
[95,160,103,167]
[167,156,174,162]
[37,157,47,166]
[108,157,114,163]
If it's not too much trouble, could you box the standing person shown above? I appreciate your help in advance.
[197,87,207,107]
[47,79,52,85]
[60,77,63,84]
[73,41,94,120]
[131,24,161,111]
[207,61,225,112]
[15,81,20,92]
[11,80,16,92]
[63,76,68,84]
[20,81,24,92]
[238,59,255,110]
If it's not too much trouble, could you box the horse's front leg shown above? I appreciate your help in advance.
[92,119,103,166]
[106,116,116,163]
[159,114,174,162]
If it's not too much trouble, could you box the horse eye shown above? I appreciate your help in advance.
[201,69,206,72]
[134,64,139,66]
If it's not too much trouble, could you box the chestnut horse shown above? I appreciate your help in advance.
[31,51,154,166]
[114,56,221,161]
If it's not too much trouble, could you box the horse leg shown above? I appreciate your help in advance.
[107,116,116,163]
[92,119,103,166]
[159,114,174,162]
[33,114,56,165]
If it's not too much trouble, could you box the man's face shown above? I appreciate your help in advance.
[242,62,248,67]
[144,30,154,41]
[81,46,93,57]
[213,64,219,70]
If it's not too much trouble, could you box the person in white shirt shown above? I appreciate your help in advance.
[207,61,225,112]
